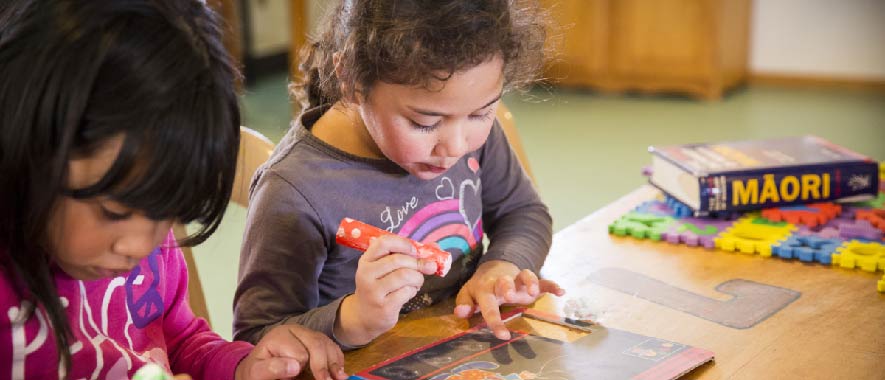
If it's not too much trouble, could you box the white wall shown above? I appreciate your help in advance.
[751,0,885,79]
[244,0,327,58]
[306,0,330,36]
[247,0,290,56]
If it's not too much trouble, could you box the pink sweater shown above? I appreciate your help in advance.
[0,232,252,380]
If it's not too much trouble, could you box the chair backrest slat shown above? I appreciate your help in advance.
[180,126,274,326]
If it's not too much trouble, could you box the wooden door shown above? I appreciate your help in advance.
[541,0,610,87]
[608,0,714,83]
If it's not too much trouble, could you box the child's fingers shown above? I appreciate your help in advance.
[262,326,310,365]
[326,340,348,380]
[494,276,516,303]
[369,253,433,280]
[258,324,347,380]
[454,287,477,318]
[354,260,424,310]
[515,269,540,297]
[246,357,301,380]
[538,279,565,297]
[361,235,416,262]
[416,258,438,275]
[385,284,420,308]
[376,267,425,294]
[305,342,335,380]
[476,292,510,340]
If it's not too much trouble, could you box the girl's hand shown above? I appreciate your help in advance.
[336,235,438,346]
[453,260,565,340]
[235,324,347,380]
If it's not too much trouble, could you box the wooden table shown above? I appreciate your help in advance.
[342,186,885,379]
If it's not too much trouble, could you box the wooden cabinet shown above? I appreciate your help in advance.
[542,0,750,100]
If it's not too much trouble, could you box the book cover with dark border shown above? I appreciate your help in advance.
[347,324,714,380]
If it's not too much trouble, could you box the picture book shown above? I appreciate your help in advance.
[648,135,879,215]
[347,324,714,380]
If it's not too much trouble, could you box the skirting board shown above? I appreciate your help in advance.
[750,72,885,92]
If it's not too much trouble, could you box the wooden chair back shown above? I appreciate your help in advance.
[496,105,535,181]
[177,126,274,326]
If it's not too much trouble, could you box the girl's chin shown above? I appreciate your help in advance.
[60,265,128,281]
[410,170,445,180]
[410,163,449,179]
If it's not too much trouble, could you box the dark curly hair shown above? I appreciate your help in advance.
[293,0,550,109]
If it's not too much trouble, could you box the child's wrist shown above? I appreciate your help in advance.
[476,259,518,275]
[335,295,376,346]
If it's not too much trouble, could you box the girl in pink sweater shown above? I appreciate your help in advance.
[0,1,346,379]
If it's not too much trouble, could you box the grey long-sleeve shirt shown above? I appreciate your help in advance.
[233,105,552,347]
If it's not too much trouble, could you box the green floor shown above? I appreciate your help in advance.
[195,72,885,339]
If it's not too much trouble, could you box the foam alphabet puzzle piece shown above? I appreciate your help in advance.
[833,219,883,241]
[878,273,885,293]
[798,218,883,241]
[664,196,695,218]
[637,196,742,220]
[633,197,692,218]
[633,200,677,217]
[796,224,842,240]
[761,203,842,228]
[660,217,736,249]
[771,235,844,264]
[855,209,885,233]
[609,212,676,241]
[661,195,740,220]
[795,204,883,240]
[848,192,885,209]
[714,216,796,257]
[831,241,885,272]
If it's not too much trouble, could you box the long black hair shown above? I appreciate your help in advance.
[0,0,240,376]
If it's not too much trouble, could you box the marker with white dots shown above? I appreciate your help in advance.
[336,218,452,277]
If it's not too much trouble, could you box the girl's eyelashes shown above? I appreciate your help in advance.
[410,119,441,132]
[410,109,494,131]
[468,109,494,122]
[100,203,133,221]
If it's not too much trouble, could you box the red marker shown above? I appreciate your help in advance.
[336,218,453,277]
